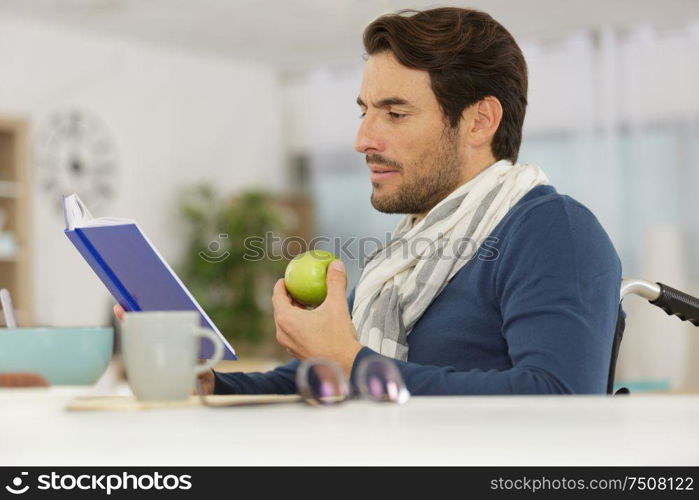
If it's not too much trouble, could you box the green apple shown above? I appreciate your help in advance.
[284,250,339,307]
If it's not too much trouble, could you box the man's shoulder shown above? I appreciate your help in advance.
[494,184,621,271]
[500,184,604,235]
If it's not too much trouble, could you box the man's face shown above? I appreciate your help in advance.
[355,51,463,215]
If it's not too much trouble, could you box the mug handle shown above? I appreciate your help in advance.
[193,327,225,375]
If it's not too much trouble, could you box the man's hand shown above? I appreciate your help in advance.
[196,369,216,395]
[272,259,362,376]
[113,304,125,321]
[112,304,216,396]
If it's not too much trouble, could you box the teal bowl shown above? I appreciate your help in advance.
[0,327,114,385]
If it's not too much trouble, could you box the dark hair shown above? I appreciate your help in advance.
[363,8,527,162]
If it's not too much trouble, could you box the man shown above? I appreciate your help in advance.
[119,7,621,395]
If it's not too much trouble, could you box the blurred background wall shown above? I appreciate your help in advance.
[0,9,285,329]
[0,0,698,391]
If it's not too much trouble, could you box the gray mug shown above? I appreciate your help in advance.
[122,311,224,401]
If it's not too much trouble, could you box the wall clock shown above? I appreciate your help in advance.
[36,109,118,213]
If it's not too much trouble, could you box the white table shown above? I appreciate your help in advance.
[1,388,698,466]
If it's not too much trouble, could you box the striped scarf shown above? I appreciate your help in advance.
[351,159,549,361]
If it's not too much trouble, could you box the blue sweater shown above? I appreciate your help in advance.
[213,185,622,395]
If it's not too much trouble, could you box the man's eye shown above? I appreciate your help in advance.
[359,111,366,119]
[388,112,405,119]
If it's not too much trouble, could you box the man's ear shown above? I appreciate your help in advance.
[462,96,503,148]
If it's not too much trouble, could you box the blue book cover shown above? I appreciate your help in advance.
[63,194,237,360]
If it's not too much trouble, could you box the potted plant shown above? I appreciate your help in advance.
[178,184,289,359]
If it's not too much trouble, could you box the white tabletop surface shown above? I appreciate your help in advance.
[1,387,698,466]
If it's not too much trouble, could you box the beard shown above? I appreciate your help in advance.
[369,126,462,215]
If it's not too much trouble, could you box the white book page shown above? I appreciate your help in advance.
[63,193,135,230]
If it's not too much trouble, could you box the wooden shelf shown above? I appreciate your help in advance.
[0,180,20,198]
[0,117,32,325]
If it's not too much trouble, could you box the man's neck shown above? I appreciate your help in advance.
[412,155,500,223]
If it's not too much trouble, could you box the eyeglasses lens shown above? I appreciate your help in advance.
[300,361,348,405]
[358,358,410,404]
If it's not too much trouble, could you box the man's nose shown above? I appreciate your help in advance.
[355,114,384,153]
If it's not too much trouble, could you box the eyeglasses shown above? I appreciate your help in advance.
[295,355,410,406]
[194,355,410,407]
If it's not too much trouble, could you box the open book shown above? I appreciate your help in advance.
[63,194,236,360]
